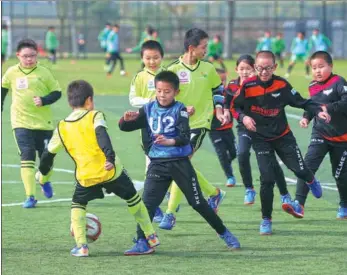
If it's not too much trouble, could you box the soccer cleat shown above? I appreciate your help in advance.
[146,233,160,248]
[153,207,164,223]
[208,188,226,213]
[244,188,256,205]
[282,196,304,219]
[158,213,176,230]
[40,182,53,198]
[284,73,290,79]
[71,244,89,257]
[226,176,236,187]
[124,238,155,256]
[219,229,241,250]
[336,207,347,220]
[23,196,37,208]
[260,218,272,235]
[306,178,322,198]
[120,70,127,76]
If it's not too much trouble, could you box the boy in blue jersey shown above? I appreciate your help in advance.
[256,31,272,53]
[98,22,111,52]
[285,31,310,79]
[119,71,240,255]
[309,28,331,52]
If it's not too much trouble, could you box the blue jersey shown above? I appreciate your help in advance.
[291,38,309,55]
[310,34,331,51]
[144,101,193,159]
[256,37,272,52]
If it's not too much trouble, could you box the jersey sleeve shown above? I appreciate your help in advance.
[209,67,224,108]
[1,68,11,89]
[129,74,151,108]
[326,78,347,115]
[45,68,61,93]
[47,128,63,154]
[232,86,246,123]
[94,111,108,129]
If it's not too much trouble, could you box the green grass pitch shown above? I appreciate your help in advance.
[2,57,347,275]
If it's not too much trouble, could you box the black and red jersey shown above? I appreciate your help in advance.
[210,79,240,131]
[233,75,322,140]
[304,74,347,143]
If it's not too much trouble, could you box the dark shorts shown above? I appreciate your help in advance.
[13,128,53,160]
[190,128,208,152]
[72,170,137,205]
[1,53,5,62]
[208,54,221,60]
[49,49,56,55]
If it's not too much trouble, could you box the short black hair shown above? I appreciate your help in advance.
[237,54,255,67]
[141,40,164,58]
[114,24,119,28]
[17,39,38,52]
[256,50,276,64]
[184,28,209,52]
[67,80,94,107]
[310,51,333,65]
[154,71,179,91]
[2,24,8,30]
[48,26,55,30]
[105,22,111,26]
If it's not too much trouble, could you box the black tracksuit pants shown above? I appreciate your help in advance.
[209,129,237,179]
[252,131,314,219]
[296,134,347,207]
[136,158,227,239]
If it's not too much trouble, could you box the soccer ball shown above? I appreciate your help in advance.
[70,213,102,243]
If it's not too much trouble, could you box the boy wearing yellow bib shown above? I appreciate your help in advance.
[37,80,159,257]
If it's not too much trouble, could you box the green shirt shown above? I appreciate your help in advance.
[132,34,153,53]
[207,40,223,57]
[129,66,165,108]
[168,56,221,129]
[2,63,61,130]
[45,31,59,50]
[272,38,285,53]
[2,29,8,55]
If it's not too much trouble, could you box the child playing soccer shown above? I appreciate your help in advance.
[285,31,310,79]
[159,28,228,230]
[296,51,347,219]
[233,51,330,235]
[120,71,240,255]
[207,34,226,71]
[227,55,291,207]
[37,80,159,257]
[209,68,237,187]
[1,39,61,207]
[129,40,166,223]
[256,30,272,52]
[272,32,285,68]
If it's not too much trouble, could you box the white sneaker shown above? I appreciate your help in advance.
[284,73,290,79]
[120,70,126,76]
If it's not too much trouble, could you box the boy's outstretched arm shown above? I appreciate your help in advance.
[119,107,147,132]
[94,112,115,166]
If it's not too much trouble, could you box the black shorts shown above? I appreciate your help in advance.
[49,49,56,55]
[141,128,152,156]
[13,128,53,160]
[1,53,5,61]
[190,128,207,152]
[72,170,138,205]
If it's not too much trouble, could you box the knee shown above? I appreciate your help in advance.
[238,150,250,163]
[20,147,36,161]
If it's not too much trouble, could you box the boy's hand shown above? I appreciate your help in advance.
[105,161,114,171]
[242,115,256,132]
[223,108,231,123]
[299,118,309,128]
[318,111,331,123]
[124,111,139,121]
[33,96,43,107]
[154,135,175,146]
[105,53,110,58]
[216,108,229,125]
[187,106,195,116]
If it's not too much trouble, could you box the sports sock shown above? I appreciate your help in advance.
[37,169,53,184]
[71,203,87,246]
[167,181,183,214]
[21,160,36,197]
[127,193,155,237]
[195,169,218,197]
